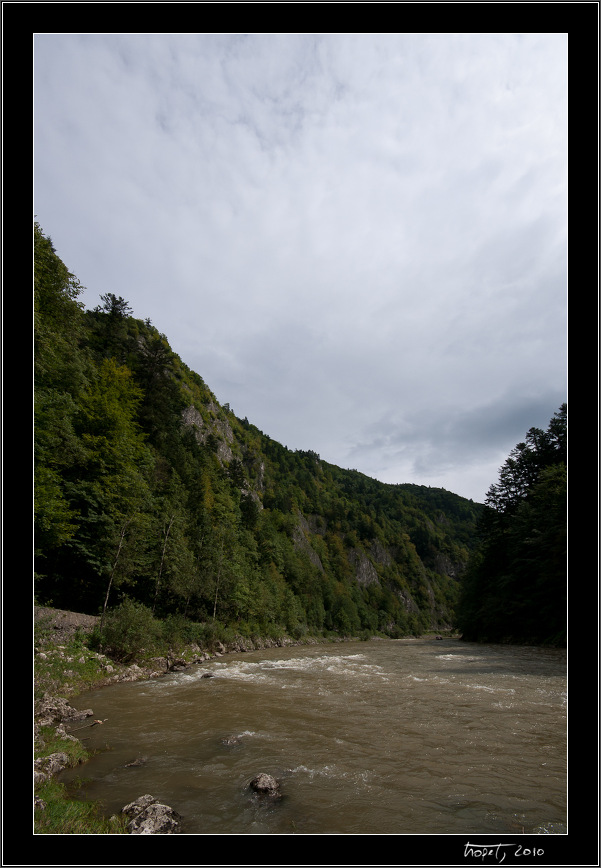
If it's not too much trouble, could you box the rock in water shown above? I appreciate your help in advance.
[249,773,281,797]
[122,794,182,834]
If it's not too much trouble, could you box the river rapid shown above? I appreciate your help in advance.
[62,638,567,837]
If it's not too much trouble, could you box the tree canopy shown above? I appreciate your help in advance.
[456,405,566,645]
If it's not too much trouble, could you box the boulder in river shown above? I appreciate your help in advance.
[122,794,182,834]
[249,773,281,797]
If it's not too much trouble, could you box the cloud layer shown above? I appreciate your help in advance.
[34,33,567,502]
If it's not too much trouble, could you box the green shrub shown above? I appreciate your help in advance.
[265,622,286,641]
[161,613,205,649]
[91,599,164,663]
[196,619,236,650]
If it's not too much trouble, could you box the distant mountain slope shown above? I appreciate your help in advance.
[34,222,482,637]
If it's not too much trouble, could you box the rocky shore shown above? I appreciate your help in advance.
[34,606,322,833]
[35,604,324,690]
[35,697,185,834]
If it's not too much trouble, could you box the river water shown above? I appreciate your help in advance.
[62,638,567,836]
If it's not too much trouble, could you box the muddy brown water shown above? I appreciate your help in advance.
[61,638,566,835]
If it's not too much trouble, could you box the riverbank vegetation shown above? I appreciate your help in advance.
[34,613,124,834]
[35,774,127,834]
[34,718,127,835]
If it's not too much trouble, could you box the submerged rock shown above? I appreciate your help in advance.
[124,756,148,768]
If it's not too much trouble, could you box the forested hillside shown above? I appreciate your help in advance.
[35,222,483,642]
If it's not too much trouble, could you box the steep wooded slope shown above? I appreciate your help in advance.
[34,223,482,637]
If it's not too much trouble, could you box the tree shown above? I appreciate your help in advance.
[96,293,133,319]
[456,405,567,644]
[36,355,154,612]
[90,294,135,363]
[133,331,184,442]
[485,405,566,515]
[35,224,90,559]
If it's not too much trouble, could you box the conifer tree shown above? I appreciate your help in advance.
[456,405,566,644]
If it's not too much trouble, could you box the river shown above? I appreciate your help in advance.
[61,638,567,837]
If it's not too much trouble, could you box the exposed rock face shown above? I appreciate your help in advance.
[181,403,234,464]
[249,773,281,797]
[398,590,420,615]
[348,550,379,586]
[122,794,182,834]
[181,405,204,436]
[433,551,464,579]
[292,516,324,573]
[369,539,393,567]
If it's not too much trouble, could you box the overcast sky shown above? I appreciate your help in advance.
[34,33,567,503]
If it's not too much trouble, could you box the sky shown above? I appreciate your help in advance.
[33,33,567,503]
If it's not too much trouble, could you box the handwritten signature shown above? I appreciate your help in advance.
[464,842,545,863]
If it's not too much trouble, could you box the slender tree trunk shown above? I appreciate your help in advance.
[100,519,129,636]
[212,571,221,622]
[153,513,174,614]
[212,537,225,622]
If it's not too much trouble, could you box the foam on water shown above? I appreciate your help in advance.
[198,652,386,686]
[63,639,567,835]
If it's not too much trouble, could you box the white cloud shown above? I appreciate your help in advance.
[34,33,567,502]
